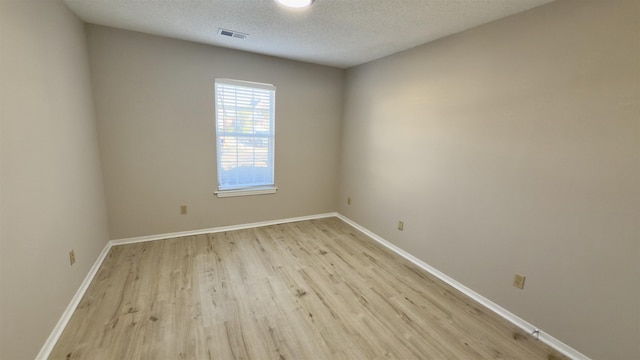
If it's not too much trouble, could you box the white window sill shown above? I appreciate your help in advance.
[215,186,278,198]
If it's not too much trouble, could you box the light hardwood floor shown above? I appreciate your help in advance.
[50,217,568,359]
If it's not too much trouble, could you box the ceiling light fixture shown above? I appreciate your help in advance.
[275,0,314,9]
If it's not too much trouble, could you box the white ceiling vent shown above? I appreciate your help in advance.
[218,28,249,40]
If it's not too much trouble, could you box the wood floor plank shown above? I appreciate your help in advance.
[49,217,568,359]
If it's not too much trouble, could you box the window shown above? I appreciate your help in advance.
[214,78,277,197]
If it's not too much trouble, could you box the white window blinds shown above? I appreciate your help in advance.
[215,79,276,192]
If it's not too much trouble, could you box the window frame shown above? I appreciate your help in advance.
[213,78,277,198]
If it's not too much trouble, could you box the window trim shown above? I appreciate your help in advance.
[214,186,278,198]
[214,78,277,198]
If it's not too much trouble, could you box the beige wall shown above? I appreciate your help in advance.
[338,0,639,359]
[87,25,344,239]
[1,0,637,358]
[0,1,110,359]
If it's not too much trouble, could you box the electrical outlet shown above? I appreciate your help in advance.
[69,250,76,266]
[347,197,351,205]
[398,221,404,231]
[180,205,188,215]
[513,273,526,289]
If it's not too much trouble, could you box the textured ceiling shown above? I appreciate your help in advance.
[63,0,555,69]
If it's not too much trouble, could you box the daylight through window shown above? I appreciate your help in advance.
[214,79,276,195]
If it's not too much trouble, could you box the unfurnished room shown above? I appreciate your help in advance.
[0,0,638,359]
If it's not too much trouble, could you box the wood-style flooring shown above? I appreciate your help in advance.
[50,217,568,359]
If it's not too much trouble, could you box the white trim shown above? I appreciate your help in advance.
[38,211,588,360]
[335,213,590,360]
[111,212,337,246]
[35,242,113,360]
[214,186,278,198]
[36,212,336,359]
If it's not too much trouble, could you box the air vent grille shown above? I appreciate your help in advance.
[218,28,249,40]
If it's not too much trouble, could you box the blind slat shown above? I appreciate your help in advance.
[215,79,276,191]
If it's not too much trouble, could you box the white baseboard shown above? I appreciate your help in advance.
[335,213,590,360]
[35,242,113,360]
[35,212,337,359]
[37,211,588,360]
[110,212,338,246]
